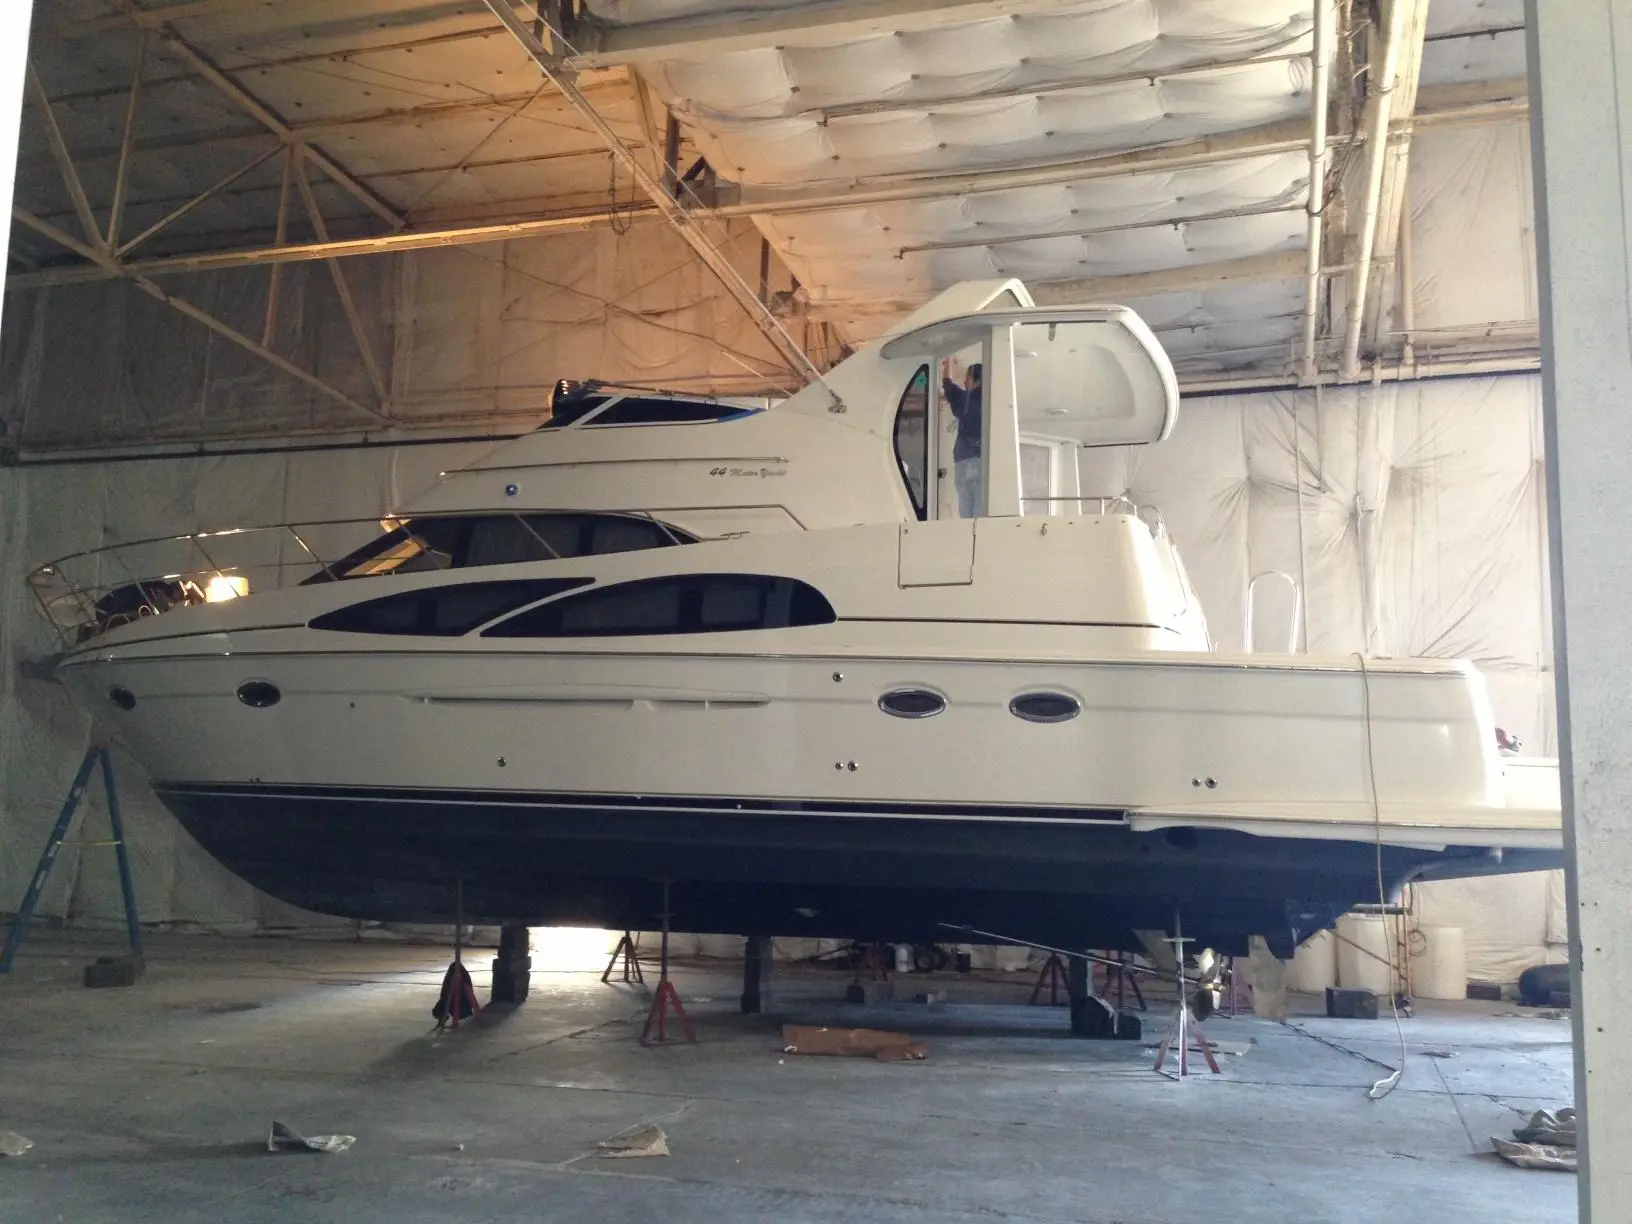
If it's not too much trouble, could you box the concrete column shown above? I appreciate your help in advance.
[0,2,32,297]
[1247,936,1288,1021]
[740,935,773,1014]
[1527,4,1632,1216]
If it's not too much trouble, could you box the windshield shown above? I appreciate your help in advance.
[303,520,459,583]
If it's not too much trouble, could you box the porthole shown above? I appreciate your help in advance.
[1009,692,1080,724]
[108,686,136,711]
[236,680,281,709]
[878,688,946,719]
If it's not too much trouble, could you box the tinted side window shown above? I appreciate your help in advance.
[541,391,609,428]
[483,574,835,638]
[464,514,691,566]
[465,516,574,566]
[590,397,741,426]
[589,516,677,554]
[310,578,590,636]
[894,365,929,521]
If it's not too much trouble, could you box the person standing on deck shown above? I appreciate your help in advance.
[940,361,983,518]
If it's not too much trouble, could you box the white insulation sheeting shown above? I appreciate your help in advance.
[1111,373,1560,983]
[0,374,1562,978]
[606,0,1318,365]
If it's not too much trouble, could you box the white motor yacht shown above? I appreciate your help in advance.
[34,279,1562,957]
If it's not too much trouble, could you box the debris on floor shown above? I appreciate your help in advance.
[1492,1108,1577,1171]
[0,1131,33,1157]
[596,1124,669,1158]
[1492,1137,1576,1172]
[1513,1108,1577,1147]
[267,1121,357,1154]
[781,1024,928,1061]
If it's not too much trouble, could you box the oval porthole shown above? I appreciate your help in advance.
[878,688,946,719]
[236,680,281,709]
[108,686,136,711]
[1009,692,1080,724]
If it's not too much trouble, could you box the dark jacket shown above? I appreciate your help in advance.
[942,378,982,461]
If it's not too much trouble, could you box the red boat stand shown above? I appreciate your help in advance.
[433,880,483,1032]
[640,883,694,1045]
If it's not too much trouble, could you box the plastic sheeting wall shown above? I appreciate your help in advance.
[0,375,1563,981]
[1084,372,1561,982]
[0,216,799,451]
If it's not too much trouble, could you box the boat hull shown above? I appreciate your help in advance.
[154,781,1559,956]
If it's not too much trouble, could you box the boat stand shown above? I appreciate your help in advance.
[1,743,143,980]
[602,931,646,984]
[433,880,482,1031]
[1027,951,1071,1006]
[1151,922,1219,1078]
[640,883,694,1045]
[1097,950,1149,1012]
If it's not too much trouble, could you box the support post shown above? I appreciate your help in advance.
[1526,2,1632,1215]
[490,924,531,1004]
[1246,935,1287,1021]
[1066,950,1104,1037]
[740,935,773,1014]
[661,110,680,197]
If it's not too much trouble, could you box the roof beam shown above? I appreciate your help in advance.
[719,77,1523,220]
[894,201,1303,258]
[48,0,275,39]
[24,60,106,253]
[778,251,1309,318]
[719,119,1312,218]
[118,4,405,229]
[1359,0,1431,358]
[294,151,389,407]
[568,0,1178,68]
[481,0,816,379]
[1338,0,1428,380]
[6,75,1528,293]
[809,51,1311,123]
[7,203,653,289]
[1030,250,1307,304]
[12,206,388,424]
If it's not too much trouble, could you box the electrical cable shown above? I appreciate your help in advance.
[1356,651,1410,1100]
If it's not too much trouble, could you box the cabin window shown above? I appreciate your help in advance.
[308,513,693,582]
[1009,692,1082,723]
[309,578,591,636]
[878,688,946,718]
[590,397,754,426]
[893,365,929,521]
[483,573,836,638]
[539,391,756,429]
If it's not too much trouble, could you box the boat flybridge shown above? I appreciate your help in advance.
[34,280,1561,959]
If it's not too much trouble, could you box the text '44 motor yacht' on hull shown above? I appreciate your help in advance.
[35,280,1562,958]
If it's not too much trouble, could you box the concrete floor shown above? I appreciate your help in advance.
[0,931,1577,1223]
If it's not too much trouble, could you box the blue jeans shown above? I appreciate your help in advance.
[955,456,982,518]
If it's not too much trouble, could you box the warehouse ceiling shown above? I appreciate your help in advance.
[7,0,1531,411]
